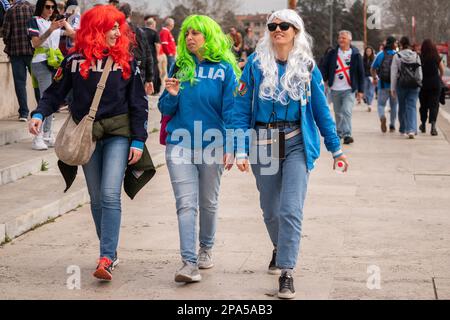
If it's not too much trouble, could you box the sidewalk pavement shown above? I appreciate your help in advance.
[1,102,450,300]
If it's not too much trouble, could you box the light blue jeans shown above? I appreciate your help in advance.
[397,87,420,134]
[82,136,129,260]
[165,144,225,264]
[31,61,54,134]
[331,89,355,138]
[377,88,398,129]
[251,126,310,269]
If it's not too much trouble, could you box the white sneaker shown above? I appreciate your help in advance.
[198,247,214,269]
[43,131,56,147]
[32,135,48,150]
[19,117,28,122]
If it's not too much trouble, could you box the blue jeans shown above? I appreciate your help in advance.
[331,89,355,138]
[166,144,224,264]
[32,61,54,134]
[397,87,420,134]
[251,126,310,269]
[167,55,175,74]
[377,88,398,128]
[10,55,33,118]
[82,136,129,260]
[363,76,375,106]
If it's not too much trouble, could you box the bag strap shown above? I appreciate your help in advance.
[88,56,114,119]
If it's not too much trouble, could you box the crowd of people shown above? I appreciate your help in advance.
[0,0,447,301]
[319,33,446,141]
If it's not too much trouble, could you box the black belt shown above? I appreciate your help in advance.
[255,121,300,129]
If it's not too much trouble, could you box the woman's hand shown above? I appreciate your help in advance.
[165,78,180,96]
[28,118,42,136]
[128,148,143,165]
[223,153,234,171]
[237,158,250,173]
[333,154,349,172]
[50,19,65,32]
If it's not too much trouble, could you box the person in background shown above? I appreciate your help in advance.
[160,17,176,73]
[28,0,75,150]
[320,30,364,145]
[391,36,422,139]
[65,0,80,50]
[363,46,376,112]
[228,26,243,58]
[118,2,154,95]
[371,36,398,134]
[243,26,258,56]
[142,16,161,94]
[1,0,37,121]
[419,39,445,136]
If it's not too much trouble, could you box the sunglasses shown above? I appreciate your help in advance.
[267,22,294,32]
[45,5,55,10]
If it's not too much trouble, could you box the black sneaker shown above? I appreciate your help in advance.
[268,249,281,275]
[389,125,395,133]
[278,273,295,299]
[343,136,354,144]
[419,123,426,133]
[112,251,119,270]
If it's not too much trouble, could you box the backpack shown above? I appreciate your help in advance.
[378,51,395,83]
[397,53,422,89]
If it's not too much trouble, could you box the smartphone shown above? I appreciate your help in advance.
[54,14,65,21]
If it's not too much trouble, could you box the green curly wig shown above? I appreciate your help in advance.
[175,15,242,85]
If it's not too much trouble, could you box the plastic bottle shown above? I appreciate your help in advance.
[335,160,346,174]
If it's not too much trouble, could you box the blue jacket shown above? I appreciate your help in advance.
[31,53,149,150]
[158,58,238,152]
[233,53,343,171]
[320,45,365,93]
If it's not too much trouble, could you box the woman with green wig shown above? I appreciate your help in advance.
[158,15,241,283]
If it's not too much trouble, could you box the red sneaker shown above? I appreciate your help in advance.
[93,257,113,281]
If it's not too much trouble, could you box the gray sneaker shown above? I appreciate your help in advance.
[198,247,214,269]
[174,261,202,283]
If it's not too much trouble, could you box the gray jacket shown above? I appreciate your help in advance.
[391,49,423,92]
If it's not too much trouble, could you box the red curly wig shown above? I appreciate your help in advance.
[72,5,134,79]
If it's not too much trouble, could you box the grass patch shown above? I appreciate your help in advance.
[41,160,49,171]
[0,236,12,246]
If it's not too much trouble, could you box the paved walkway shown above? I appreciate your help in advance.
[1,103,450,300]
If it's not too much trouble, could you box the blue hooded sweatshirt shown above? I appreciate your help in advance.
[158,57,238,152]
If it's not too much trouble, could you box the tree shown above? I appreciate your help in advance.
[341,0,383,51]
[389,0,450,44]
[297,0,348,58]
[167,0,241,40]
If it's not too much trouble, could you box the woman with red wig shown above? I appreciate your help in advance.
[28,5,149,281]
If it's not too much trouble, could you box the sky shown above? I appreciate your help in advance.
[134,0,288,15]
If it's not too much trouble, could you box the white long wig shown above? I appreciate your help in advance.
[255,9,315,105]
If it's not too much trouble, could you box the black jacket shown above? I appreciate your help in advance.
[129,22,154,83]
[320,45,365,93]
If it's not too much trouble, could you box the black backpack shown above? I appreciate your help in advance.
[397,53,422,89]
[378,51,395,83]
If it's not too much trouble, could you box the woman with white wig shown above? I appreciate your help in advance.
[232,9,349,299]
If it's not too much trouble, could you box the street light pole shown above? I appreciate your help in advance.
[330,0,334,47]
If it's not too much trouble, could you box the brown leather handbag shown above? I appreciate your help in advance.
[54,56,114,166]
